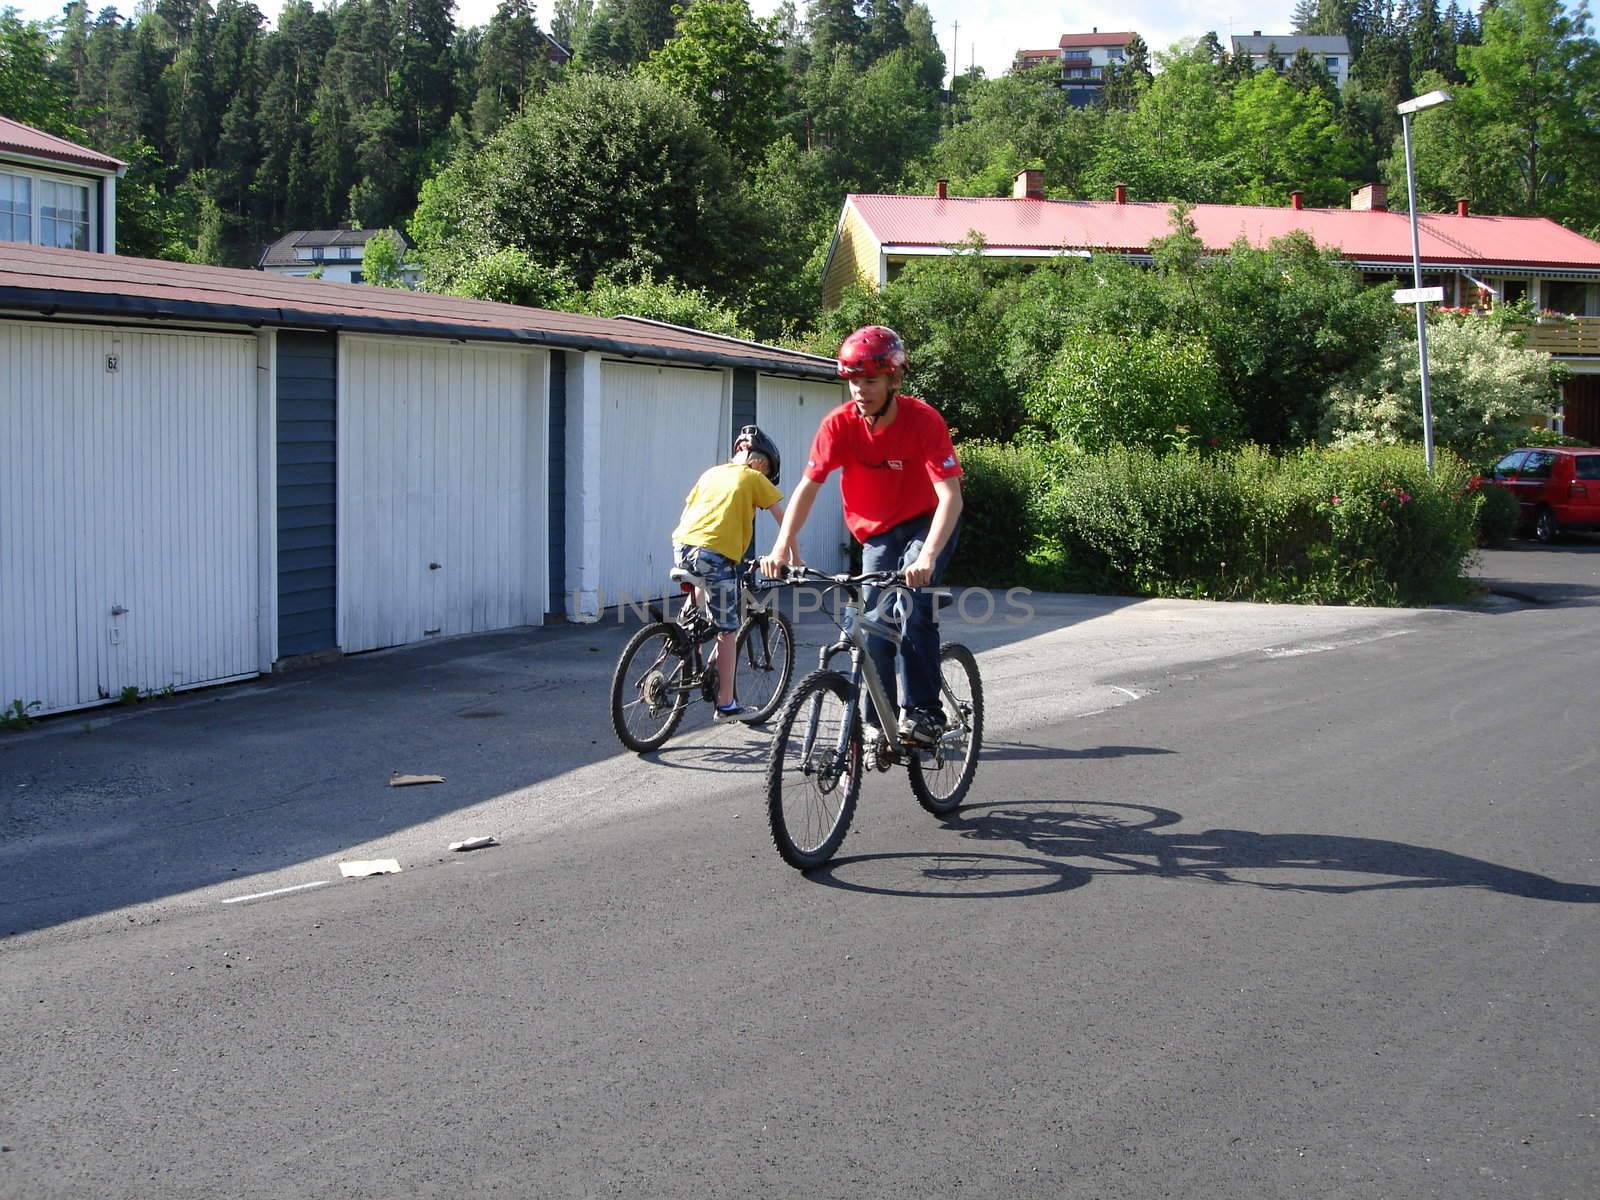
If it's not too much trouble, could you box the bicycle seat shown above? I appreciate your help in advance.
[669,567,709,591]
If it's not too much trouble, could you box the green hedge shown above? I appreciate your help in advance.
[945,440,1056,586]
[954,440,1480,605]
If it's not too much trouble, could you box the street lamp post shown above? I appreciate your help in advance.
[1397,89,1453,472]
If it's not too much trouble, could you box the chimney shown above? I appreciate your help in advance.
[1457,197,1469,217]
[1114,183,1127,205]
[1350,182,1388,212]
[935,178,948,199]
[1290,190,1304,210]
[1013,167,1044,200]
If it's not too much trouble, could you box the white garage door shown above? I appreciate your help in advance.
[339,337,547,653]
[0,321,259,714]
[757,374,849,572]
[599,361,724,606]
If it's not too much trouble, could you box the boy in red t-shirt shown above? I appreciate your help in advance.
[760,325,964,746]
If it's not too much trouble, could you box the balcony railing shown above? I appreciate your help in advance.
[1519,315,1600,356]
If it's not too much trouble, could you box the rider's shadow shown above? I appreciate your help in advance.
[941,799,1600,902]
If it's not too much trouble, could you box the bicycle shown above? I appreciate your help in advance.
[608,563,796,753]
[761,566,984,870]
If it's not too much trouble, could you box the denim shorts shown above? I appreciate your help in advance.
[673,544,741,632]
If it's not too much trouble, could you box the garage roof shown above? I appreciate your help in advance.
[0,244,838,378]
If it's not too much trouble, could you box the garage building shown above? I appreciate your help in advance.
[0,245,845,715]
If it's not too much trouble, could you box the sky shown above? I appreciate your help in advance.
[11,0,1302,83]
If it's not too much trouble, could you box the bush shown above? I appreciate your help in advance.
[1039,443,1477,605]
[577,271,754,339]
[1472,481,1521,546]
[1026,330,1240,455]
[446,248,578,308]
[944,441,1058,586]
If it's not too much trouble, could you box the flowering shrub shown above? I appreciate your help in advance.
[1320,314,1565,462]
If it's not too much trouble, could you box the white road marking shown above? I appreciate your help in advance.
[1110,686,1141,700]
[1260,629,1415,658]
[221,880,330,905]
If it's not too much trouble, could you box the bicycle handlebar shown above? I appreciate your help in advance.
[762,564,912,590]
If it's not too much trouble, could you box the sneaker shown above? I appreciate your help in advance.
[897,706,946,747]
[713,702,752,723]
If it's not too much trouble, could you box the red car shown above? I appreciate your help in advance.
[1482,447,1600,542]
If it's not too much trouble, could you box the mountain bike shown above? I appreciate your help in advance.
[762,566,983,870]
[608,563,796,753]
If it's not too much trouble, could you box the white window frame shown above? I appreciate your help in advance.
[0,165,97,251]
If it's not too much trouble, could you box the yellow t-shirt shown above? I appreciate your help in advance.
[672,462,783,563]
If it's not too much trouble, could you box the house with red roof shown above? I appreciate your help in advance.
[820,171,1600,442]
[1011,31,1140,107]
[0,115,125,254]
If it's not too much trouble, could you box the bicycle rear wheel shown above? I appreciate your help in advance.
[766,671,863,870]
[734,610,794,724]
[609,622,691,752]
[908,643,983,816]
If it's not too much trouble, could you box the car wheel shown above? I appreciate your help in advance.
[1534,507,1558,544]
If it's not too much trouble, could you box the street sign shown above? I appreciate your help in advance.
[1393,286,1445,304]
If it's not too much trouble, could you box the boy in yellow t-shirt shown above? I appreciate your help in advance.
[671,426,785,720]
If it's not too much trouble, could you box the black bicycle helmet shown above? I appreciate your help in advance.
[733,424,781,485]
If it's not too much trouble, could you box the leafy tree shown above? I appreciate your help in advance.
[471,0,549,136]
[1170,230,1396,447]
[1026,331,1238,455]
[0,10,85,138]
[642,0,784,171]
[1085,40,1233,203]
[361,227,408,285]
[1219,68,1359,206]
[1451,0,1600,224]
[411,72,743,292]
[805,0,862,63]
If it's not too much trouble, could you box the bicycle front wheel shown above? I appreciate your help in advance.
[908,643,984,816]
[734,610,795,724]
[766,671,863,870]
[609,621,691,752]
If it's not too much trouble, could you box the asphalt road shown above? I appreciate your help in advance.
[3,551,1598,1199]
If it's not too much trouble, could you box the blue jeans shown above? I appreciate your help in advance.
[853,511,960,717]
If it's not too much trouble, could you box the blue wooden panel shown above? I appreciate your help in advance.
[278,376,338,401]
[277,353,337,381]
[732,368,757,445]
[276,331,337,656]
[280,525,336,552]
[278,441,335,466]
[278,585,337,615]
[279,397,336,422]
[547,349,565,613]
[280,420,336,444]
[279,508,335,531]
[279,609,337,640]
[279,545,336,573]
[279,482,336,508]
[278,462,335,487]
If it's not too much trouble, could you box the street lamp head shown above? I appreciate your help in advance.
[1398,89,1453,116]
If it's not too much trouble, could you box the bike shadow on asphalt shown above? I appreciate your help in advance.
[808,799,1600,903]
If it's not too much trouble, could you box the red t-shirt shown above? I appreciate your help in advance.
[802,394,964,541]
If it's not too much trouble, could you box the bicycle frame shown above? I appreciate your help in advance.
[796,576,914,768]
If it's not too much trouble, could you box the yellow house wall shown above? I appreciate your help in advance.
[821,203,882,310]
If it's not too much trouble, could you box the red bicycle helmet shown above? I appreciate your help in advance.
[836,325,907,379]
